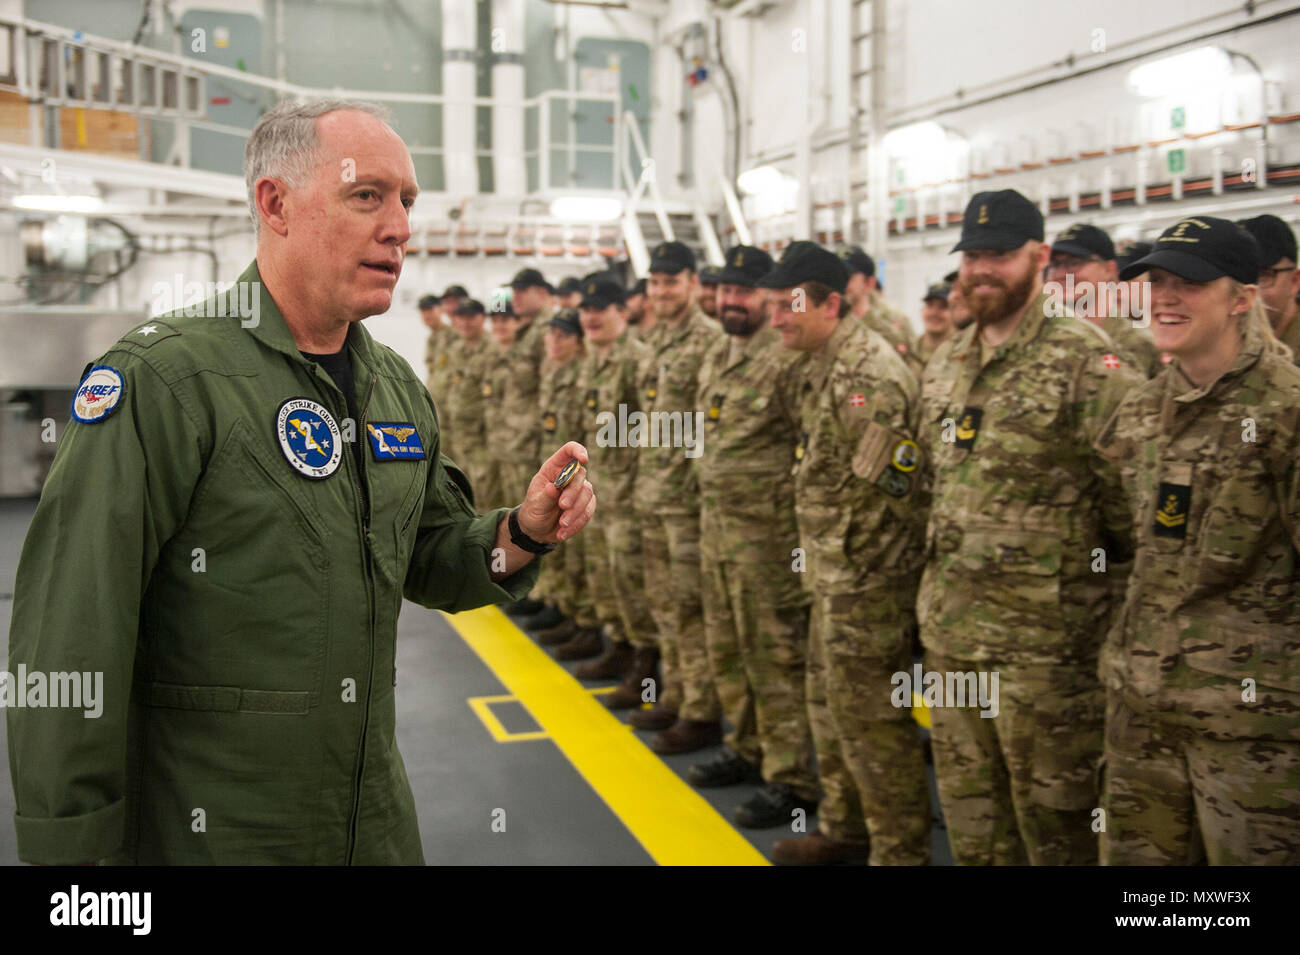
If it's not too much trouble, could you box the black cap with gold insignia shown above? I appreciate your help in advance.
[1237,214,1297,269]
[717,244,774,287]
[951,189,1044,253]
[837,245,875,278]
[510,268,550,291]
[418,294,439,309]
[548,307,584,337]
[454,298,486,316]
[579,274,626,309]
[922,283,951,303]
[556,276,583,296]
[1052,223,1115,261]
[1119,216,1261,284]
[649,240,695,275]
[441,284,469,299]
[757,241,849,294]
[699,264,724,285]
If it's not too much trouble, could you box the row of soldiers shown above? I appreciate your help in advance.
[422,194,1300,866]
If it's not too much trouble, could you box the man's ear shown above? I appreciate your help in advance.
[1288,265,1300,299]
[254,177,291,237]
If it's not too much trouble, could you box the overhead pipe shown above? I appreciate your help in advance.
[442,2,478,194]
[491,0,526,196]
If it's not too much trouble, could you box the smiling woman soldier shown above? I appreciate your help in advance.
[6,99,595,866]
[1095,216,1300,866]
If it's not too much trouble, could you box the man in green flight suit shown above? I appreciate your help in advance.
[6,99,596,866]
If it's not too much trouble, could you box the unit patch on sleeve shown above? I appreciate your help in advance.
[366,422,427,462]
[276,397,343,479]
[71,365,126,424]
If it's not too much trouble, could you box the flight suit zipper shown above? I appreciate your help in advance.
[345,369,379,865]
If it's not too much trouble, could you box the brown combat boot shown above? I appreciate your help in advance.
[772,831,871,866]
[649,718,722,755]
[604,647,660,711]
[554,626,604,661]
[535,618,577,646]
[628,702,677,730]
[573,639,634,680]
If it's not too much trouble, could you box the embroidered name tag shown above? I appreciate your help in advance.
[366,422,427,461]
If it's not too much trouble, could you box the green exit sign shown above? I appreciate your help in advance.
[893,197,905,216]
[1170,106,1186,130]
[1167,148,1187,175]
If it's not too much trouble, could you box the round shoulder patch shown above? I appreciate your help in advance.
[276,397,343,479]
[892,438,920,473]
[71,365,126,424]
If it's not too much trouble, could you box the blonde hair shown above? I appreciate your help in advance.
[1229,280,1293,361]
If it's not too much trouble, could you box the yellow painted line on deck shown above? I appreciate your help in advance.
[466,694,550,743]
[444,605,769,866]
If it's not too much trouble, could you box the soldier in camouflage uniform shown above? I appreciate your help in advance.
[689,245,820,827]
[573,276,659,698]
[477,301,517,513]
[628,241,726,755]
[1239,214,1300,362]
[420,293,447,394]
[443,299,494,503]
[839,245,923,376]
[1095,217,1300,865]
[758,243,930,866]
[917,282,955,366]
[1047,223,1166,378]
[698,264,723,319]
[530,309,604,658]
[918,191,1143,866]
[625,277,648,338]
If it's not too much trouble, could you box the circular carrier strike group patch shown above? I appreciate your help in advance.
[71,365,126,424]
[276,397,343,479]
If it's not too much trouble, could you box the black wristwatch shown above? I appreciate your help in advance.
[507,507,556,555]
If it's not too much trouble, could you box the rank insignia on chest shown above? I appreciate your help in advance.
[482,382,493,397]
[276,397,343,479]
[794,430,809,462]
[585,388,598,410]
[366,422,427,461]
[439,354,449,366]
[708,394,724,421]
[542,411,558,433]
[953,406,982,450]
[1152,482,1190,538]
[646,385,658,401]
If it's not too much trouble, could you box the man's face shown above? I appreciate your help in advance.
[699,283,719,318]
[625,292,645,324]
[960,241,1046,326]
[452,312,484,341]
[648,270,695,320]
[419,306,440,330]
[579,304,626,346]
[274,110,418,322]
[948,283,972,329]
[441,295,463,319]
[1045,252,1117,321]
[716,282,768,337]
[1148,268,1251,357]
[1257,257,1300,327]
[511,285,549,320]
[845,272,872,310]
[769,285,838,352]
[921,298,951,336]
[559,292,583,309]
[544,327,581,363]
[489,315,516,348]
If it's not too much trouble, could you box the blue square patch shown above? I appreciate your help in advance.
[365,422,427,461]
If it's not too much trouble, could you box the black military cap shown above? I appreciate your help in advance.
[579,273,626,309]
[757,240,849,294]
[1237,214,1297,267]
[699,264,724,285]
[648,240,695,275]
[943,269,958,284]
[1051,223,1115,261]
[1119,216,1262,284]
[455,298,486,316]
[556,276,583,295]
[628,277,647,296]
[923,283,951,302]
[1115,241,1153,274]
[418,294,440,309]
[549,307,584,337]
[441,284,469,299]
[716,244,774,287]
[510,268,550,290]
[951,189,1044,252]
[837,245,875,277]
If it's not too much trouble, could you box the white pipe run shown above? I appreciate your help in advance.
[442,2,478,195]
[491,0,527,196]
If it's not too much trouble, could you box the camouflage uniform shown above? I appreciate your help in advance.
[427,336,460,455]
[917,333,954,367]
[442,335,493,506]
[634,306,723,717]
[1099,314,1165,379]
[862,294,923,377]
[499,310,550,503]
[477,340,514,512]
[580,332,654,647]
[696,326,815,796]
[1276,314,1300,363]
[536,353,598,627]
[423,322,448,396]
[917,291,1143,865]
[1094,318,1300,865]
[795,317,931,864]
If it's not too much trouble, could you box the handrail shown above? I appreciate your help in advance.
[719,174,752,246]
[621,109,672,240]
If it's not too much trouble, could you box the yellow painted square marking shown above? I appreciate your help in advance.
[466,694,549,743]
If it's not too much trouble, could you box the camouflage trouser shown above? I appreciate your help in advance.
[702,559,817,798]
[808,589,930,864]
[536,532,595,624]
[927,652,1102,866]
[581,508,625,638]
[1101,692,1300,865]
[604,511,652,648]
[640,510,719,721]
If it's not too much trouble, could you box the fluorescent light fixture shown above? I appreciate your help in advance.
[1128,47,1232,98]
[884,121,947,158]
[737,165,795,197]
[549,196,623,221]
[13,194,104,213]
